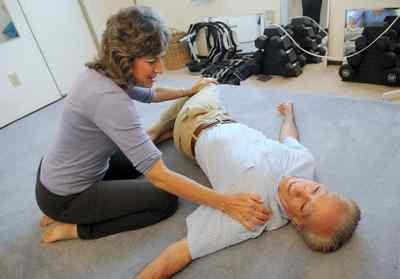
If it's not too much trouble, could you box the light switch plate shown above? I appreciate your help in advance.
[8,72,21,88]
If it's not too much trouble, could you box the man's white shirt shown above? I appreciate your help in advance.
[186,122,316,259]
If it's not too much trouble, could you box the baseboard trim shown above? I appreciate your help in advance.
[0,96,65,130]
[327,60,343,66]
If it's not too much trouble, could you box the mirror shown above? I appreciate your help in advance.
[0,0,19,44]
[281,0,329,29]
[279,0,329,62]
[343,8,400,55]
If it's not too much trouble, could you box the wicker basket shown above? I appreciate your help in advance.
[163,29,191,70]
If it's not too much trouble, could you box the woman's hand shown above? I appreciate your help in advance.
[221,192,272,231]
[184,78,218,97]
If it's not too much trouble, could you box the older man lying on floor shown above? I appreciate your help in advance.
[136,85,361,279]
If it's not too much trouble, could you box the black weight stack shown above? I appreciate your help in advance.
[254,26,304,77]
[339,16,400,86]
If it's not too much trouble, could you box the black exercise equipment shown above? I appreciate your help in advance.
[185,21,238,72]
[298,54,307,67]
[339,64,355,81]
[269,35,292,50]
[387,29,398,41]
[201,55,261,85]
[254,26,304,77]
[376,36,391,51]
[264,26,285,37]
[284,17,327,65]
[384,68,400,86]
[383,52,397,69]
[255,35,269,50]
[355,36,368,50]
[339,16,400,86]
[347,54,363,67]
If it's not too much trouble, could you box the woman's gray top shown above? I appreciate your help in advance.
[40,69,161,196]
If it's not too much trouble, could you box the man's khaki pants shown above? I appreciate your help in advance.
[173,85,232,159]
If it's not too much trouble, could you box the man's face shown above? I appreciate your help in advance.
[130,53,164,87]
[278,176,348,236]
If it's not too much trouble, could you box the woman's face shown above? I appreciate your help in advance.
[130,53,164,87]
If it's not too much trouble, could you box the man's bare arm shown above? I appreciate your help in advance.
[277,102,299,142]
[136,239,192,279]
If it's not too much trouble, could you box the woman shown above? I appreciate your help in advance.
[36,6,269,243]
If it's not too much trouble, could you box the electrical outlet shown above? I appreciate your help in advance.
[8,72,21,88]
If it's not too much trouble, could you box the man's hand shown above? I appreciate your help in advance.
[221,193,272,231]
[184,78,218,97]
[277,102,294,119]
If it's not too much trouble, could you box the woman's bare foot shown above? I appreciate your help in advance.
[40,215,56,227]
[41,222,78,243]
[277,102,294,119]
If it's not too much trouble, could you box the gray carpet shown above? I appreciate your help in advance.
[1,78,399,279]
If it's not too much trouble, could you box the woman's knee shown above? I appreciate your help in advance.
[153,190,178,217]
[164,193,178,217]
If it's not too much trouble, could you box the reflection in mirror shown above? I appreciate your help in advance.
[0,0,19,44]
[280,0,329,62]
[343,8,400,55]
[281,0,329,28]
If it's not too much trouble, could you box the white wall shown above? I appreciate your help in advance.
[80,0,135,46]
[136,0,281,30]
[0,0,60,127]
[0,0,13,43]
[329,0,400,61]
[19,0,97,95]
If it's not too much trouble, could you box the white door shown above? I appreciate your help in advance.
[0,0,61,128]
[19,0,98,96]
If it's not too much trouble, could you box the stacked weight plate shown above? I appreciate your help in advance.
[339,16,400,86]
[254,26,303,77]
[285,17,327,65]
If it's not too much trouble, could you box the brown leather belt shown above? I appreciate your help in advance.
[190,119,237,157]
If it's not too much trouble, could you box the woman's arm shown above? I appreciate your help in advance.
[151,87,189,102]
[145,159,271,231]
[152,78,217,102]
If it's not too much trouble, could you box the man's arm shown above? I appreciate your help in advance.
[277,102,299,142]
[136,239,192,279]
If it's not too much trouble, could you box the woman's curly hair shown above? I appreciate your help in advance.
[86,6,170,89]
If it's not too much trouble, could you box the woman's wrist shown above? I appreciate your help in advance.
[180,87,189,97]
[209,192,229,213]
[180,88,187,97]
[180,87,194,97]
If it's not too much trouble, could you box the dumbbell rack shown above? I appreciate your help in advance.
[339,16,400,87]
[285,18,327,65]
[254,26,303,77]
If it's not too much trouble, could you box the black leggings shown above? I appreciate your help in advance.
[302,0,322,23]
[35,150,177,239]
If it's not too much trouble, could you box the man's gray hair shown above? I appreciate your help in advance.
[299,196,361,253]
